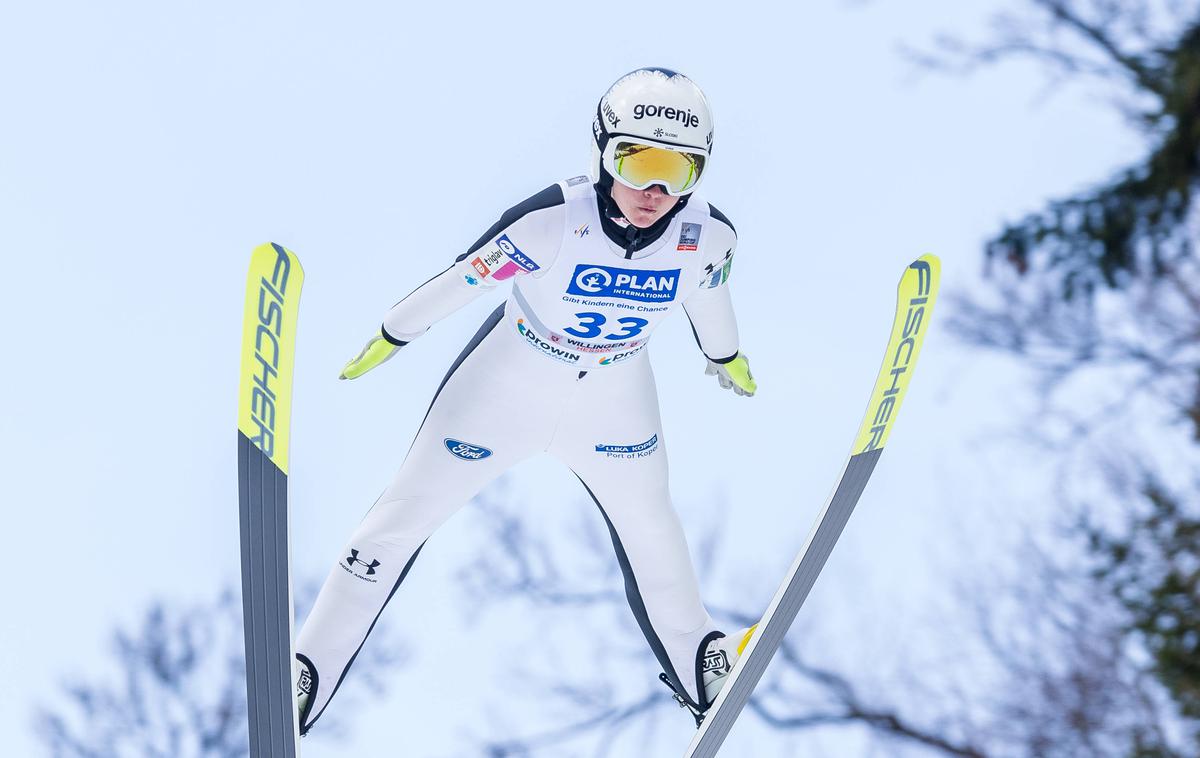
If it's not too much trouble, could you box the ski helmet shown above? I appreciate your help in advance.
[591,68,714,197]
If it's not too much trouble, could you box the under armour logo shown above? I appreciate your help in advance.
[346,549,381,575]
[702,650,730,675]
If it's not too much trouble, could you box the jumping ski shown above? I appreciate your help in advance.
[684,253,941,757]
[238,243,305,758]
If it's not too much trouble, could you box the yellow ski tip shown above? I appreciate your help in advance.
[852,254,940,454]
[238,243,305,474]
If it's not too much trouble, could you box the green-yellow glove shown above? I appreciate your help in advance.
[340,335,400,380]
[705,352,757,397]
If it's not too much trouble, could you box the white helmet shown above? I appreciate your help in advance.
[591,68,714,196]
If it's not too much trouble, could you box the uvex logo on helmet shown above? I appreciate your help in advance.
[602,100,621,128]
[632,103,701,129]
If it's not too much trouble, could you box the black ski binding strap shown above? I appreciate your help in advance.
[658,672,706,727]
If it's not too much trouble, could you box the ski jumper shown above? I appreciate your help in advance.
[295,176,741,731]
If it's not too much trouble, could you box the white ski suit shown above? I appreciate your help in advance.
[296,175,742,731]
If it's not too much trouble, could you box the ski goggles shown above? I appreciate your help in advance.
[602,138,708,196]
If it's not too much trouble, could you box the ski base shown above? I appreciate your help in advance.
[238,243,304,757]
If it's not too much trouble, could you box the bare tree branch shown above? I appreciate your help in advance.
[35,586,407,757]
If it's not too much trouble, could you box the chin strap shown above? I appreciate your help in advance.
[593,171,693,256]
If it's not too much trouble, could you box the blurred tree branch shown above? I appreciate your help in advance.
[914,2,1200,420]
[35,586,405,757]
[1087,466,1200,730]
[458,487,1195,757]
[911,1,1200,753]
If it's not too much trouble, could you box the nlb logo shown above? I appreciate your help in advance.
[444,438,493,461]
[247,244,294,459]
[633,103,701,129]
[497,235,539,272]
[567,264,680,303]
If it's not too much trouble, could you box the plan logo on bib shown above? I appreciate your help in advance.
[566,264,680,303]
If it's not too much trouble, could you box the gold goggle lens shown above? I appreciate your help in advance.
[613,142,706,194]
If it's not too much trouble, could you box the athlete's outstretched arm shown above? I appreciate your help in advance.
[342,183,568,380]
[684,279,739,363]
[684,204,740,363]
[683,205,756,396]
[380,259,494,344]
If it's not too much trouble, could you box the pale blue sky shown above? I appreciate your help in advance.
[0,1,1144,756]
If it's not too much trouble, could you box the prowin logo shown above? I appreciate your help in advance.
[517,318,582,364]
[599,347,643,365]
[860,260,934,452]
[247,244,294,459]
[633,103,700,129]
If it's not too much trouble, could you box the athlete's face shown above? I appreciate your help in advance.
[610,181,680,228]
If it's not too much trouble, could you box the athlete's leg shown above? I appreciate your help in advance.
[296,306,569,730]
[547,354,717,708]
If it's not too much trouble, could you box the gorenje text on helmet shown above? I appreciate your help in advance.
[632,103,701,129]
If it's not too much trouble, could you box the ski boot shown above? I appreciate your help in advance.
[659,625,758,726]
[294,655,316,736]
